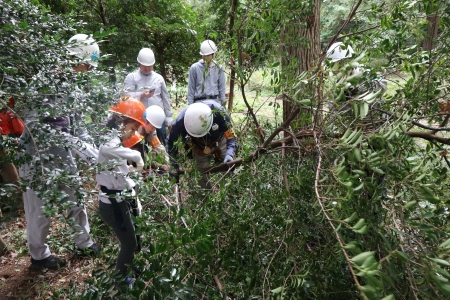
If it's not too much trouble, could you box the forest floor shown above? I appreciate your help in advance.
[0,204,98,299]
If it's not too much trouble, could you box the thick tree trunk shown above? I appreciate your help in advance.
[281,1,321,127]
[423,13,439,50]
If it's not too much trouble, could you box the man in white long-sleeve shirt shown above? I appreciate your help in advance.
[187,40,226,106]
[20,34,100,271]
[123,48,173,145]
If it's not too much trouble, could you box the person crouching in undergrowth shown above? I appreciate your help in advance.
[96,97,164,286]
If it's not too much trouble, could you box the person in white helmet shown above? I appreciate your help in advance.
[19,34,100,270]
[326,42,388,199]
[168,100,237,190]
[187,40,226,106]
[123,48,173,146]
[326,42,387,95]
[131,104,170,169]
[97,98,168,285]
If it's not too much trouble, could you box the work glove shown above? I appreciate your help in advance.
[165,116,173,127]
[223,155,233,164]
[129,158,145,172]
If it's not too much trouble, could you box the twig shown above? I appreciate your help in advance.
[338,25,380,39]
[239,82,264,143]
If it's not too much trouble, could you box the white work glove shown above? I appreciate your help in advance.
[223,154,233,164]
[129,158,144,172]
[165,116,173,127]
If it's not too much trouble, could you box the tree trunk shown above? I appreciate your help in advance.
[0,237,7,257]
[422,13,439,50]
[281,1,321,127]
[154,43,168,82]
[227,0,239,111]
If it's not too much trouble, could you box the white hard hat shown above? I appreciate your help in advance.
[137,48,155,66]
[326,42,354,62]
[144,105,165,129]
[184,103,213,137]
[67,34,100,67]
[199,40,218,56]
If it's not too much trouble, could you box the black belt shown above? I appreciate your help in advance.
[194,95,218,101]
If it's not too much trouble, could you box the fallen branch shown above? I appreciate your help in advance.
[405,131,450,145]
[200,129,314,174]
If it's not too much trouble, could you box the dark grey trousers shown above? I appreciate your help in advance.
[99,201,137,275]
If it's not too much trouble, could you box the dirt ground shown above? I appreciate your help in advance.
[0,210,98,299]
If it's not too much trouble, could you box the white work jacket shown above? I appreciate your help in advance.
[96,136,141,203]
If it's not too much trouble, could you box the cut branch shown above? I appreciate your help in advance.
[406,131,450,144]
[200,129,314,174]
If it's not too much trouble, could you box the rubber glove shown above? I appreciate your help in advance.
[223,155,233,164]
[165,116,173,127]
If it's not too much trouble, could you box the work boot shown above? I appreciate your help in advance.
[30,255,66,270]
[78,243,100,257]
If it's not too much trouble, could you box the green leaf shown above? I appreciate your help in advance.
[351,251,375,266]
[271,286,283,294]
[299,99,311,105]
[344,212,358,223]
[352,218,366,230]
[418,185,439,203]
[403,200,417,210]
[439,238,450,249]
[353,182,364,191]
[360,102,369,118]
[354,225,368,234]
[395,251,409,261]
[430,258,450,267]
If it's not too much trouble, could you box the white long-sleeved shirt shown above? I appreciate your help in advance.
[96,136,142,203]
[123,70,173,118]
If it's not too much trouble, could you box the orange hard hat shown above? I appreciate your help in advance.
[123,131,144,148]
[109,97,146,125]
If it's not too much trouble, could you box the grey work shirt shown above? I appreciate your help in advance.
[123,70,173,117]
[187,59,226,105]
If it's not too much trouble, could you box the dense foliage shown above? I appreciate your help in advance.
[2,0,450,299]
